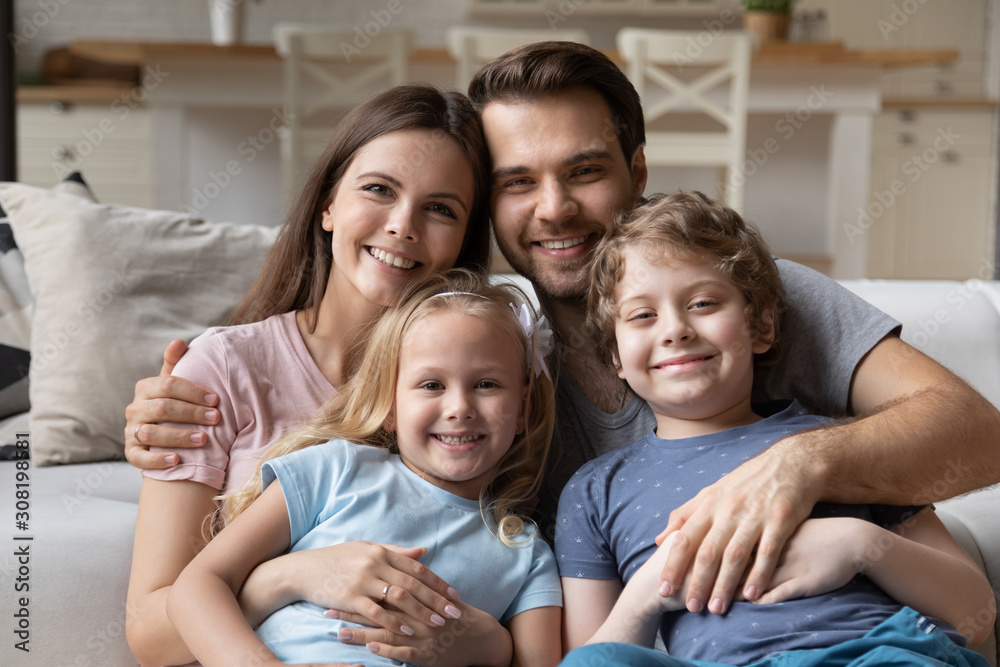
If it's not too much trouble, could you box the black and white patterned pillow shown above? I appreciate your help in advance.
[0,173,97,424]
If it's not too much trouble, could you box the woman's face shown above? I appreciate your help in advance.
[322,129,476,309]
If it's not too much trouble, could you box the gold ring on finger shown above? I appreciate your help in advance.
[381,584,390,603]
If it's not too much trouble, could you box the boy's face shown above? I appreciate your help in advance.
[613,247,772,438]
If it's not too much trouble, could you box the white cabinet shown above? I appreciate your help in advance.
[866,108,996,280]
[16,101,154,209]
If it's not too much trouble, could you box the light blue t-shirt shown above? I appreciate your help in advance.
[256,440,562,666]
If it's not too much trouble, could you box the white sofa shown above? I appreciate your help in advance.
[1,278,999,667]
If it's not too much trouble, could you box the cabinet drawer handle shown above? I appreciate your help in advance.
[941,150,960,164]
[895,132,916,147]
[50,145,76,160]
[932,80,954,95]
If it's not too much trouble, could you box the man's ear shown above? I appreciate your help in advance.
[630,145,648,199]
[752,307,776,354]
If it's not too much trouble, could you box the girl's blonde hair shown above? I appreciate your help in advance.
[222,269,555,545]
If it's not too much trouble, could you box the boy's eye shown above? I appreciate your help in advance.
[625,310,656,322]
[690,299,718,310]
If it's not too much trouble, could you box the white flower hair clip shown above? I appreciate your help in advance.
[511,303,554,379]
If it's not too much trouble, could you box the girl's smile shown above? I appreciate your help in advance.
[390,310,527,500]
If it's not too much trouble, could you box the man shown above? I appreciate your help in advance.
[126,42,1000,619]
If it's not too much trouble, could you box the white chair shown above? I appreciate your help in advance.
[272,23,413,199]
[616,29,754,213]
[446,27,590,91]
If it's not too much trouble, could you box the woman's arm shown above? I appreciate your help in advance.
[167,482,293,667]
[756,509,996,646]
[508,606,562,667]
[126,478,216,666]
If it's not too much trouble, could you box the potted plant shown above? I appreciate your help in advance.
[743,0,794,42]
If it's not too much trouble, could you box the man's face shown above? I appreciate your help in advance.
[482,88,647,301]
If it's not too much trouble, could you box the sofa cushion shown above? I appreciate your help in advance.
[0,182,276,465]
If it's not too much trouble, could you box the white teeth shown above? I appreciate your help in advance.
[368,247,416,269]
[539,236,587,250]
[437,434,483,445]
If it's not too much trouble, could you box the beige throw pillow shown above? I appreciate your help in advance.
[0,182,277,465]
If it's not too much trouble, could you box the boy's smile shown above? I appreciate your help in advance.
[613,247,772,439]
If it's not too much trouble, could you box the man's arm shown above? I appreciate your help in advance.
[125,339,220,469]
[658,335,1000,616]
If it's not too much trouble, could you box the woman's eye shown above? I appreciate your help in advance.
[428,202,458,219]
[363,183,392,196]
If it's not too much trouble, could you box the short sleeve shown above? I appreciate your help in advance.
[144,328,239,490]
[555,466,619,580]
[262,442,345,545]
[754,260,901,416]
[500,530,563,625]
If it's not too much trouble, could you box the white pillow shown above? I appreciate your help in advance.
[0,182,277,465]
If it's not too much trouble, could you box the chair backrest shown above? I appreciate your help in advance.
[272,23,413,198]
[616,28,753,211]
[446,27,590,90]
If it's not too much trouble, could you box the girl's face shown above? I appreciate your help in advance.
[322,129,476,309]
[390,310,527,500]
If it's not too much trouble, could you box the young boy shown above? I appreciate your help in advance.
[556,191,993,667]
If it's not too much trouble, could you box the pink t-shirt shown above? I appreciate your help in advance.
[144,311,335,492]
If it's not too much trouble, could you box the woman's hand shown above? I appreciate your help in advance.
[241,541,467,639]
[125,339,220,469]
[753,517,866,605]
[334,598,511,667]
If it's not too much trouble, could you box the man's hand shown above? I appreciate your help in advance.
[656,439,821,615]
[124,339,219,470]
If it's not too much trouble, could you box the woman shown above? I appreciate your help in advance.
[125,84,511,667]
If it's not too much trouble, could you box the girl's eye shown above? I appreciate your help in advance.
[420,381,444,391]
[428,202,458,219]
[476,380,499,390]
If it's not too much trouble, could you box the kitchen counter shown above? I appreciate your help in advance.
[67,38,957,69]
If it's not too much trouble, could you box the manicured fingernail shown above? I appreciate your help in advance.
[367,642,381,654]
[205,393,218,404]
[745,585,758,600]
[205,409,219,423]
[659,582,672,597]
[444,604,461,619]
[430,614,446,627]
[400,625,414,636]
[338,629,353,641]
[447,586,461,601]
[164,453,178,464]
[687,598,703,613]
[323,609,340,619]
[189,432,205,444]
[709,598,724,614]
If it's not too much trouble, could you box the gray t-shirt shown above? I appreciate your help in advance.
[534,259,900,536]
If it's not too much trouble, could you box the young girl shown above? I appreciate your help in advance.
[557,192,993,667]
[126,84,502,667]
[167,270,563,667]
